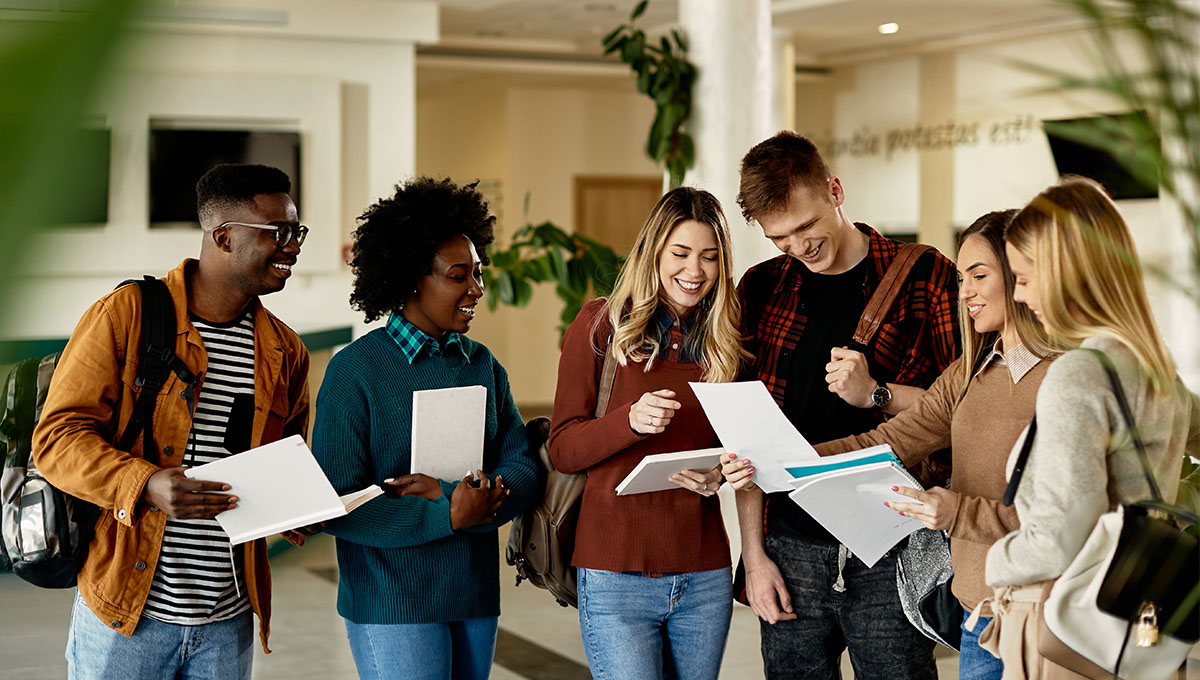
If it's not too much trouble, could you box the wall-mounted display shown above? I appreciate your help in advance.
[1043,112,1158,200]
[148,127,301,225]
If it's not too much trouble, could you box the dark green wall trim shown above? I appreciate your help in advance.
[299,326,353,352]
[0,338,68,364]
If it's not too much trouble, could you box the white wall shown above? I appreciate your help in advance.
[1,0,436,340]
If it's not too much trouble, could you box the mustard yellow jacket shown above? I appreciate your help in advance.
[32,259,310,651]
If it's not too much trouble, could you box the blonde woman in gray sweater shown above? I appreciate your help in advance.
[983,176,1199,679]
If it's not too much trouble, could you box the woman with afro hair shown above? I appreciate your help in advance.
[311,177,540,680]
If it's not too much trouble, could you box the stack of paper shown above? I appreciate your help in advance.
[785,445,925,567]
[185,435,383,544]
[410,385,486,482]
[615,447,725,495]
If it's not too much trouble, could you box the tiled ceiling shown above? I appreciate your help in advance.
[434,0,1085,62]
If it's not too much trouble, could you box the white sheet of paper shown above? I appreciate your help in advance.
[410,385,486,482]
[184,435,380,545]
[689,381,818,493]
[787,460,924,567]
[615,447,725,495]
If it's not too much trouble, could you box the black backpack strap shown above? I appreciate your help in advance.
[114,277,197,457]
[1002,415,1037,506]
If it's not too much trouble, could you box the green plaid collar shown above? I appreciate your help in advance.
[384,312,466,364]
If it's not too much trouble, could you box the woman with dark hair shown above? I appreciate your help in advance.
[724,210,1064,679]
[548,186,750,679]
[311,177,539,680]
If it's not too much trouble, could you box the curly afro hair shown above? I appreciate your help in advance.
[349,177,495,323]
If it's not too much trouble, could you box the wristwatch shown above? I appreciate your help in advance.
[871,384,892,409]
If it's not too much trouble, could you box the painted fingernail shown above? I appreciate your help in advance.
[748,467,755,472]
[884,501,890,507]
[741,459,750,465]
[728,453,736,459]
[891,485,898,491]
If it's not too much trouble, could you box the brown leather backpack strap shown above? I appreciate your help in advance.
[594,341,619,418]
[852,243,934,347]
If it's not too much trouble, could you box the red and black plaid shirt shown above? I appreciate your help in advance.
[738,224,960,402]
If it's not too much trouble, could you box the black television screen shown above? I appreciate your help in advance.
[148,128,301,224]
[50,127,110,225]
[1043,112,1158,200]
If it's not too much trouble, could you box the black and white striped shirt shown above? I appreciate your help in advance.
[143,311,256,625]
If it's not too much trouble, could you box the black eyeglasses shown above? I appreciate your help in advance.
[219,221,309,248]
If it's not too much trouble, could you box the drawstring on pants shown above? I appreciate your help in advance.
[832,544,851,593]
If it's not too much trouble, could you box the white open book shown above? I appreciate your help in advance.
[410,385,486,482]
[785,445,925,567]
[615,447,725,495]
[184,435,382,545]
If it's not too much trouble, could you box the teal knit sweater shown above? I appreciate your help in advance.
[311,328,540,624]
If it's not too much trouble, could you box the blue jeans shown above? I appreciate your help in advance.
[759,533,936,680]
[578,567,733,680]
[959,608,1003,680]
[344,617,498,680]
[66,592,253,680]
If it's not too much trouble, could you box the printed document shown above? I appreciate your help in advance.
[615,447,725,495]
[785,446,925,567]
[410,385,486,482]
[185,435,383,544]
[689,381,818,493]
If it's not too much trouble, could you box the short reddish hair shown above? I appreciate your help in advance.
[737,131,831,222]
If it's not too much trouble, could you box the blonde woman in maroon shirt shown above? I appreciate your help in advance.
[548,186,749,680]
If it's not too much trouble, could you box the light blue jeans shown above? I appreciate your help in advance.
[344,616,498,680]
[960,608,1003,680]
[578,567,733,680]
[66,592,253,680]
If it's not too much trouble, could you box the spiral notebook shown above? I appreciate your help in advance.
[785,445,925,567]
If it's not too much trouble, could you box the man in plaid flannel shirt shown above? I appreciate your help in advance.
[732,131,959,679]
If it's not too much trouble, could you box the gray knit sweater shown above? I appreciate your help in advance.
[986,336,1199,587]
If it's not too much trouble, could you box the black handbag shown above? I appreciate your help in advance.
[1003,349,1198,679]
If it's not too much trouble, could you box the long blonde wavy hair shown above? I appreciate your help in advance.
[1005,176,1176,392]
[599,186,749,382]
[954,209,1062,403]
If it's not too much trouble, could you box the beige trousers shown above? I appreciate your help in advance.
[971,584,1090,680]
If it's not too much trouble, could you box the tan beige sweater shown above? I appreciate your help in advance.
[817,352,1050,614]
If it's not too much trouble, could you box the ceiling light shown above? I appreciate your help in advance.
[878,22,899,35]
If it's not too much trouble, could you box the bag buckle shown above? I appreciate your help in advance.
[1136,602,1159,647]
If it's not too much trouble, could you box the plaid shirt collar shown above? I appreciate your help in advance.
[384,312,467,364]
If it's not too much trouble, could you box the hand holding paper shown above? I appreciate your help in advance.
[689,381,818,493]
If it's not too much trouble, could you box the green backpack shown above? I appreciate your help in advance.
[0,277,196,588]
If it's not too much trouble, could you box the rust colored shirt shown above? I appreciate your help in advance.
[548,299,730,573]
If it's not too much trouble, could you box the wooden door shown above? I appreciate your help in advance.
[573,175,663,253]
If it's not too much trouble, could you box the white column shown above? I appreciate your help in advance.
[772,27,796,134]
[679,0,779,279]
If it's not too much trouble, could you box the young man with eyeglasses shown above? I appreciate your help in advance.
[33,163,312,680]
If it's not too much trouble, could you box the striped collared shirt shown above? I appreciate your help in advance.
[384,312,468,364]
[973,339,1042,384]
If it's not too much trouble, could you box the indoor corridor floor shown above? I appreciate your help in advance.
[1,524,969,680]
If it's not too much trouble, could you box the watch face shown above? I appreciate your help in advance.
[872,386,891,408]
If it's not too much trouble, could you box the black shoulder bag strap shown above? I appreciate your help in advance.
[1002,348,1184,513]
[114,277,198,459]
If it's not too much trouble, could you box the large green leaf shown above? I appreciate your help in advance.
[630,0,649,20]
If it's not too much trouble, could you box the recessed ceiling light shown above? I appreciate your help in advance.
[878,22,899,35]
